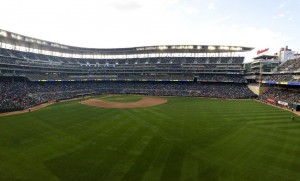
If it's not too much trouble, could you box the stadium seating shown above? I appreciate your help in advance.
[278,58,300,72]
[2,46,299,112]
[0,81,257,110]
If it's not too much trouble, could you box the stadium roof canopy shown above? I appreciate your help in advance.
[0,29,254,55]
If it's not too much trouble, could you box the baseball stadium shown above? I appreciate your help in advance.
[0,29,300,181]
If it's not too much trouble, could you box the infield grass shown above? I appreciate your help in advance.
[0,96,300,181]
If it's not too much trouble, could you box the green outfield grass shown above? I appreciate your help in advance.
[0,96,300,181]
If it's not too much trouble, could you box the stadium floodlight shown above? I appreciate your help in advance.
[230,47,242,51]
[171,45,193,50]
[0,30,7,37]
[219,46,230,50]
[208,46,216,50]
[11,34,23,40]
[158,46,168,50]
[25,37,35,43]
[136,47,145,51]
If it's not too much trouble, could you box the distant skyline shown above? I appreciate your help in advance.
[1,0,300,62]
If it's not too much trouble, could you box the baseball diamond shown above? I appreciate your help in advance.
[0,29,300,181]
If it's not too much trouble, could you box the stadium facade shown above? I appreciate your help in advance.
[0,29,253,82]
[0,29,299,112]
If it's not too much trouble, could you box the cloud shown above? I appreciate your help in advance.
[178,24,290,62]
[208,2,215,10]
[0,0,296,63]
[273,13,286,19]
[224,26,290,62]
[111,1,141,11]
[211,15,231,25]
[182,6,199,14]
[273,12,293,21]
[275,3,286,9]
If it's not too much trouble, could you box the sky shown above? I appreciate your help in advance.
[1,0,300,62]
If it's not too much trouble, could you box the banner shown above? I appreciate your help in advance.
[265,81,277,84]
[288,82,300,86]
[257,48,269,55]
[267,98,275,103]
[278,100,288,106]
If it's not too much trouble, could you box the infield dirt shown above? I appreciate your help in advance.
[81,97,167,108]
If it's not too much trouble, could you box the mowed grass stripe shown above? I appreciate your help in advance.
[120,136,164,181]
[45,124,146,180]
[199,126,300,180]
[1,97,300,180]
[141,141,173,181]
[159,145,186,181]
[92,127,153,181]
[180,154,199,181]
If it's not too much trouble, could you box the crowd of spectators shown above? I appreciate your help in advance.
[278,58,300,72]
[26,73,71,81]
[24,73,247,83]
[263,74,294,82]
[116,74,194,80]
[1,47,245,65]
[197,74,246,83]
[262,74,300,82]
[0,57,19,65]
[0,48,245,73]
[0,82,37,109]
[261,88,300,104]
[0,81,257,111]
[1,59,244,72]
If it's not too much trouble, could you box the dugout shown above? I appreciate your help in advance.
[292,103,300,111]
[0,108,24,113]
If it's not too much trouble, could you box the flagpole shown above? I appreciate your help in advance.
[259,61,262,96]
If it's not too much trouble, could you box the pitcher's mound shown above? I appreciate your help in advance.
[81,97,167,108]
